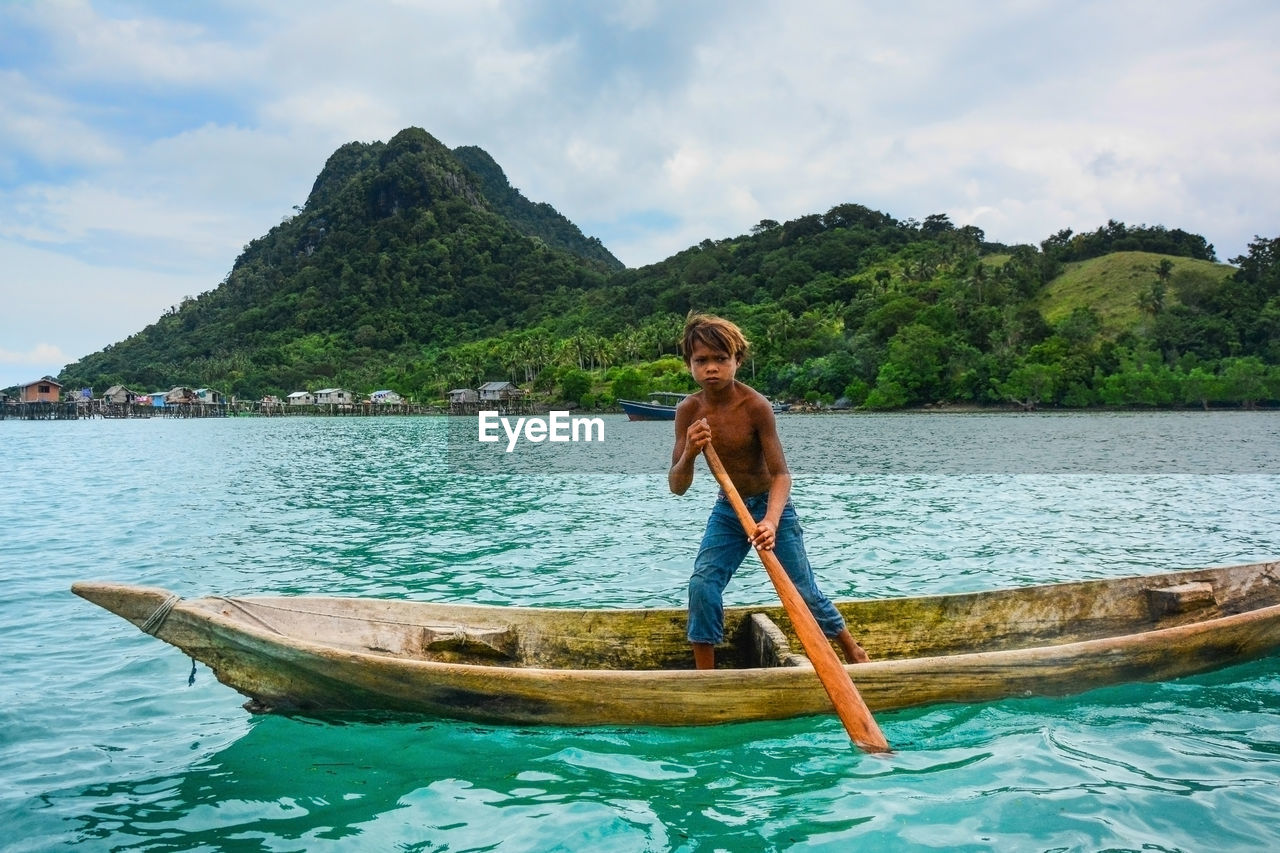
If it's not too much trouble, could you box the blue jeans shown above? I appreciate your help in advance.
[687,493,847,644]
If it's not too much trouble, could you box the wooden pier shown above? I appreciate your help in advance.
[1,401,230,420]
[1,402,82,420]
[2,400,444,420]
[242,401,440,416]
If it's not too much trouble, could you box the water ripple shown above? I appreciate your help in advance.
[3,414,1279,851]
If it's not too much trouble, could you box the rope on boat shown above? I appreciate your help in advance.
[216,596,510,630]
[188,658,197,686]
[212,596,287,634]
[140,593,181,636]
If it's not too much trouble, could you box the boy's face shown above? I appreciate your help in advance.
[687,340,740,390]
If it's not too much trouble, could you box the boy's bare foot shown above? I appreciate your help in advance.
[835,629,871,664]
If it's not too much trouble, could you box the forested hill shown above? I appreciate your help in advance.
[451,145,622,269]
[56,125,1279,409]
[60,128,618,395]
[516,211,1275,410]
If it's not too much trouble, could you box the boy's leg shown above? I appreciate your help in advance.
[688,499,752,668]
[770,503,871,662]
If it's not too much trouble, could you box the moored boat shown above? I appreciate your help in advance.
[618,392,688,421]
[72,560,1280,727]
[619,393,787,420]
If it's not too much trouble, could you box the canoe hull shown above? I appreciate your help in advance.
[72,561,1280,727]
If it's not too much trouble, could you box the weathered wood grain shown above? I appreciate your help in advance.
[72,561,1280,727]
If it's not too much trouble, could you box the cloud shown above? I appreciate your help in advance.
[571,1,1280,264]
[0,238,215,388]
[0,342,69,366]
[0,71,122,176]
[14,0,253,88]
[0,343,71,391]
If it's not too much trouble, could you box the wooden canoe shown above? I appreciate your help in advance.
[72,560,1280,727]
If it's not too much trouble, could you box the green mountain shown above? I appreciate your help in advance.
[56,127,1280,409]
[451,145,622,269]
[61,128,616,397]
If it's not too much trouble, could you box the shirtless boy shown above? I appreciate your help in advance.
[667,313,870,670]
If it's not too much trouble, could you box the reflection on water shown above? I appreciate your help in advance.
[46,658,1280,852]
[2,413,1279,850]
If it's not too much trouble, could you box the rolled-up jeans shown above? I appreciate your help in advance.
[687,493,847,645]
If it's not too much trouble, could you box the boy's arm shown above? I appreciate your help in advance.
[668,407,709,495]
[751,399,792,550]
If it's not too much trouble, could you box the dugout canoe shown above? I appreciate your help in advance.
[72,560,1280,727]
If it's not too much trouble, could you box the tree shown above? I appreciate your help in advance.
[559,368,591,404]
[1231,235,1280,297]
[996,362,1061,410]
[1097,354,1178,406]
[1133,260,1173,322]
[873,324,949,404]
[1218,357,1269,409]
[1055,307,1101,348]
[866,296,925,343]
[921,213,955,235]
[611,367,649,402]
[1181,366,1221,410]
[863,378,907,410]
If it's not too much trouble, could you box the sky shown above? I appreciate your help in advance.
[2,0,1278,391]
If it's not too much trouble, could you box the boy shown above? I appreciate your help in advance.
[668,314,870,670]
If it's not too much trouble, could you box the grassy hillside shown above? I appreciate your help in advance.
[1038,251,1234,338]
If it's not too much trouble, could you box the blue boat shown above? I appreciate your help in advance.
[620,393,788,420]
[618,392,687,421]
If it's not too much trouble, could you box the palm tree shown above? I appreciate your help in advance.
[1138,281,1166,318]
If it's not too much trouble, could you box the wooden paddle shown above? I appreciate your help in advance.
[701,441,890,753]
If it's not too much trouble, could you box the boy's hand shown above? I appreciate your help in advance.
[750,520,777,551]
[686,417,711,454]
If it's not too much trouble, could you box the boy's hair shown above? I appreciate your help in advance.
[681,314,749,364]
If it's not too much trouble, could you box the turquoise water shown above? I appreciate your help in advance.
[3,412,1280,851]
